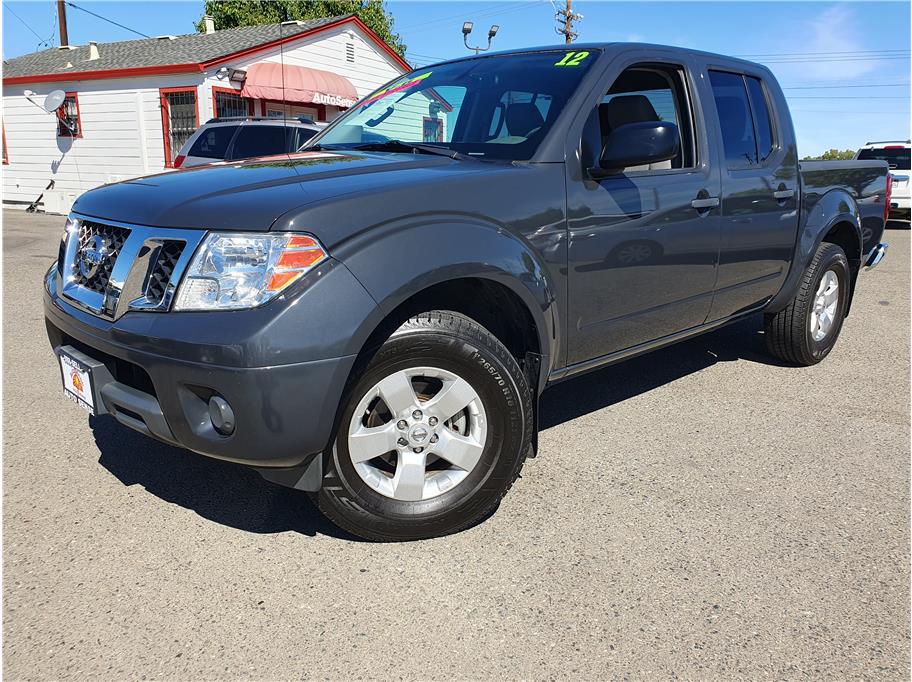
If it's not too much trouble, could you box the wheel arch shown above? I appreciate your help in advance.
[767,188,863,315]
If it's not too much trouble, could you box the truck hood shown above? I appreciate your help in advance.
[72,151,485,232]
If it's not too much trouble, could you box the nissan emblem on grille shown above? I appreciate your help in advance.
[78,234,110,280]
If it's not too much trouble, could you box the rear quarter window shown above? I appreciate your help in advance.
[188,125,237,159]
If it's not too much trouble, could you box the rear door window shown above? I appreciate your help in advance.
[188,125,238,159]
[229,125,287,160]
[746,77,774,162]
[709,71,757,167]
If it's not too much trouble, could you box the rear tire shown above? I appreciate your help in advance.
[764,242,850,366]
[314,311,533,541]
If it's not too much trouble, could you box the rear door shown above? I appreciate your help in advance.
[703,68,800,322]
[566,54,723,365]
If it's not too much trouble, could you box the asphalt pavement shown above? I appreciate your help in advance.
[3,209,909,680]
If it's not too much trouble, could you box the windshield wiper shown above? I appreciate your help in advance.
[352,140,475,161]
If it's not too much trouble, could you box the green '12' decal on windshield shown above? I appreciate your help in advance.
[554,51,590,67]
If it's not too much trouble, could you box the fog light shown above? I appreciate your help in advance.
[208,395,235,435]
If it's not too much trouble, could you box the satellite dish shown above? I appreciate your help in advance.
[43,90,66,113]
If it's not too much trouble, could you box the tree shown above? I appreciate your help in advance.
[197,0,405,56]
[801,149,857,161]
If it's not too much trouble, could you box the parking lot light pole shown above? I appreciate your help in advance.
[463,21,499,54]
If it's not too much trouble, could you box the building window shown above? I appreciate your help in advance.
[159,87,199,168]
[56,92,82,137]
[346,42,355,63]
[423,116,443,142]
[213,87,252,119]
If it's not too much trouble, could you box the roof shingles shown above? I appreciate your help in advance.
[3,16,346,79]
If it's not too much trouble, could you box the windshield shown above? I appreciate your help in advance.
[311,50,600,160]
[858,147,911,170]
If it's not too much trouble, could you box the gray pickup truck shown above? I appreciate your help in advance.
[45,44,890,541]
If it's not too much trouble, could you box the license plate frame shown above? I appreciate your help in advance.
[58,348,97,414]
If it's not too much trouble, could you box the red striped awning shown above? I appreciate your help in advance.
[240,62,358,108]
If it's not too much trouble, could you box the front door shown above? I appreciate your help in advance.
[566,60,722,365]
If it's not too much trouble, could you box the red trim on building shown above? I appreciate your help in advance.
[159,86,200,168]
[57,92,83,138]
[4,63,203,85]
[3,17,410,85]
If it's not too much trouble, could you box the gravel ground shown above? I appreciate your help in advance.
[3,209,909,680]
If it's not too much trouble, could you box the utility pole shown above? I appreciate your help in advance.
[57,0,69,46]
[555,0,582,44]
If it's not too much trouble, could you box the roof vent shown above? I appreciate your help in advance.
[280,20,305,26]
[88,41,99,60]
[203,15,215,34]
[346,42,355,63]
[155,35,177,40]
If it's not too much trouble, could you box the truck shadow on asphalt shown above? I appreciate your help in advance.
[91,314,777,539]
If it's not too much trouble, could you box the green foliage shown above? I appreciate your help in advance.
[196,0,405,56]
[801,149,857,161]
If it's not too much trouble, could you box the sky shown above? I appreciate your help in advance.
[2,0,909,156]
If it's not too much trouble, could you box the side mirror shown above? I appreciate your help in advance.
[592,121,680,177]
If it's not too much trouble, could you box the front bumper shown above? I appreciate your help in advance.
[44,259,375,476]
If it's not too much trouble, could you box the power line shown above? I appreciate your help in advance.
[398,1,545,32]
[790,110,910,114]
[782,83,910,89]
[4,3,48,43]
[737,48,908,58]
[64,1,150,39]
[787,95,910,99]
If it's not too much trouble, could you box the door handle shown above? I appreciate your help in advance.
[691,197,720,210]
[773,189,795,200]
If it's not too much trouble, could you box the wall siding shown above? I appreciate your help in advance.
[2,25,407,213]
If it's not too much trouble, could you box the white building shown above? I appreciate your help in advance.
[1,15,419,214]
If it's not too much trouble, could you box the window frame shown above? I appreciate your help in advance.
[708,69,781,171]
[586,61,700,177]
[744,75,776,164]
[212,85,255,119]
[56,92,83,138]
[422,116,444,143]
[159,86,200,168]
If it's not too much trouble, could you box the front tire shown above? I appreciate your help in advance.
[314,311,533,541]
[764,242,850,366]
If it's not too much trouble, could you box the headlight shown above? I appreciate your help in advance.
[173,232,327,311]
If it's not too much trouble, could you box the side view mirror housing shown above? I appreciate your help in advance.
[590,121,680,177]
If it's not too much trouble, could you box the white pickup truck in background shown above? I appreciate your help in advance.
[855,140,911,220]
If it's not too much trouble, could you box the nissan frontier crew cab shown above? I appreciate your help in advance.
[45,44,890,541]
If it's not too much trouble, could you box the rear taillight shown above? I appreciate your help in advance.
[173,154,186,168]
[884,173,893,222]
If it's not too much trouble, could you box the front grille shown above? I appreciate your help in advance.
[145,241,185,304]
[73,221,130,294]
[59,217,204,320]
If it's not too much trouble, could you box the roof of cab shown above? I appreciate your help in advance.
[410,42,768,72]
